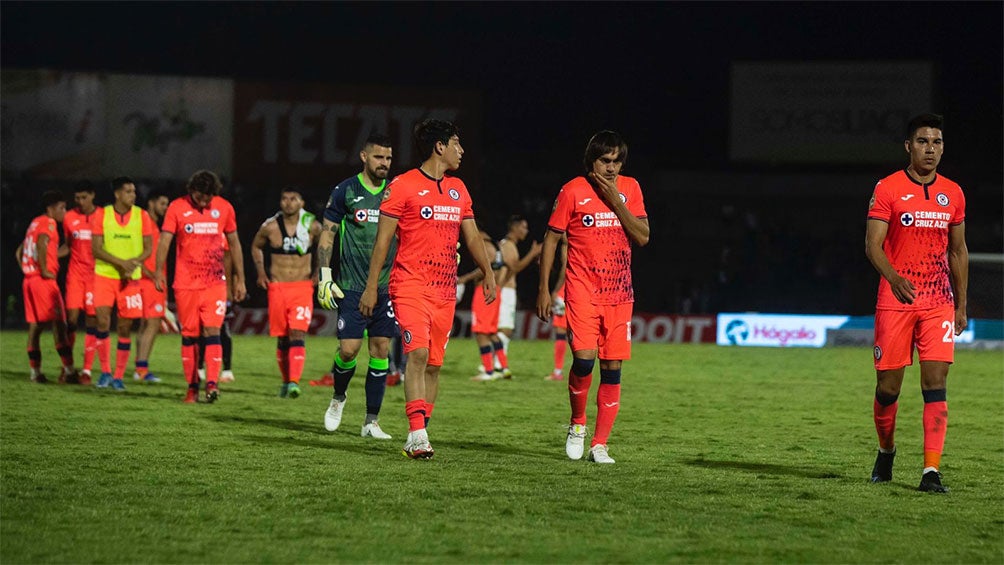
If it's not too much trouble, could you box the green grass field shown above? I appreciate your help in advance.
[1,331,1002,563]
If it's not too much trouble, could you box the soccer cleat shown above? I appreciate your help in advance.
[385,371,401,387]
[402,430,434,459]
[309,373,334,387]
[96,373,113,388]
[471,371,497,382]
[361,421,393,439]
[205,382,219,403]
[141,373,161,383]
[287,382,301,399]
[184,388,198,404]
[588,444,616,464]
[545,370,564,381]
[220,370,235,383]
[59,368,81,384]
[918,470,950,493]
[501,368,513,380]
[278,383,289,398]
[870,449,895,483]
[77,372,92,386]
[324,397,346,431]
[566,424,587,460]
[110,378,126,391]
[30,373,49,384]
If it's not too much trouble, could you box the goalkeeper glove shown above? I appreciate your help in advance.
[317,267,345,310]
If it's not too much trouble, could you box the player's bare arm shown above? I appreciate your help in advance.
[58,242,70,259]
[36,233,55,279]
[251,222,273,290]
[226,231,247,302]
[359,214,398,317]
[316,218,338,282]
[588,172,650,246]
[15,243,23,264]
[948,221,969,334]
[154,231,174,292]
[864,218,916,305]
[461,219,496,304]
[309,219,322,283]
[536,229,563,321]
[551,235,568,302]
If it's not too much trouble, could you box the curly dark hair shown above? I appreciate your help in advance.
[186,170,222,196]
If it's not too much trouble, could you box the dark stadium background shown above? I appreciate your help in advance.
[2,2,1001,322]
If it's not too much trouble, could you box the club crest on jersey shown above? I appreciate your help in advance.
[936,193,950,206]
[900,212,914,227]
[873,345,882,360]
[210,209,220,219]
[355,209,368,223]
[420,206,433,219]
[448,189,460,200]
[619,193,627,203]
[403,330,412,344]
[581,214,595,227]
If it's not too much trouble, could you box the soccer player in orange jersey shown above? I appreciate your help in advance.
[537,131,650,464]
[156,170,247,403]
[91,177,156,390]
[360,119,497,459]
[62,180,99,384]
[458,230,509,381]
[16,191,78,383]
[251,187,321,399]
[865,114,968,493]
[133,191,170,383]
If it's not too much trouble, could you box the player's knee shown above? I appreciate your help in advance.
[599,368,621,385]
[571,357,595,377]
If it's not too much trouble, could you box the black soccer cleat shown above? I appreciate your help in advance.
[870,450,895,483]
[918,470,949,493]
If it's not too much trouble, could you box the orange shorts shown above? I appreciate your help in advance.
[392,293,455,367]
[93,275,143,319]
[565,299,633,360]
[268,280,314,336]
[65,273,96,315]
[470,284,500,334]
[23,276,65,324]
[873,305,956,370]
[138,278,167,319]
[174,285,227,337]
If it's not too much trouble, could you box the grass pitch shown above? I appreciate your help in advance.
[1,331,1002,563]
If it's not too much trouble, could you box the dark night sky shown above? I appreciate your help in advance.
[4,1,1002,180]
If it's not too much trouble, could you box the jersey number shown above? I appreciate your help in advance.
[125,294,142,310]
[295,306,311,321]
[942,320,954,343]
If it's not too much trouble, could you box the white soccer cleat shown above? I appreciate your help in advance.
[361,421,392,439]
[220,370,235,383]
[324,397,346,431]
[588,444,615,464]
[402,429,434,459]
[566,424,587,460]
[471,371,496,382]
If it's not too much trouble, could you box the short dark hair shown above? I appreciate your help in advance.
[186,170,222,196]
[147,190,169,203]
[364,132,393,150]
[905,113,944,140]
[583,130,628,173]
[280,185,303,198]
[111,176,134,192]
[41,190,66,210]
[73,180,95,194]
[507,215,527,231]
[414,119,459,161]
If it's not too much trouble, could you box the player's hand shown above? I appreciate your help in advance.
[41,270,56,280]
[154,270,165,292]
[536,287,552,322]
[589,171,620,205]
[317,267,344,310]
[232,280,247,303]
[888,274,916,305]
[481,270,497,304]
[256,272,270,290]
[954,307,968,335]
[528,240,543,259]
[359,286,377,317]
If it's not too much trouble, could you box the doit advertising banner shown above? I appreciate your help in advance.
[717,313,850,348]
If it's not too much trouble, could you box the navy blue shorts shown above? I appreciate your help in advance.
[337,289,400,339]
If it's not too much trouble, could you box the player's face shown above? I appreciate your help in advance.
[512,220,529,241]
[279,191,303,215]
[50,201,67,223]
[361,144,393,180]
[116,183,137,208]
[441,135,463,171]
[905,127,943,173]
[591,150,624,181]
[190,191,213,208]
[149,196,169,218]
[74,191,94,210]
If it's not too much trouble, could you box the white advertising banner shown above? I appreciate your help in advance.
[717,313,850,348]
[730,61,933,163]
[105,74,233,179]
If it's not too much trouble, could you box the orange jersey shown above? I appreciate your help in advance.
[867,170,965,311]
[161,195,237,290]
[380,168,474,302]
[547,175,647,305]
[21,214,60,278]
[63,207,97,281]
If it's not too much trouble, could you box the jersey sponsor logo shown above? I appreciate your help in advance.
[873,345,882,360]
[448,189,460,200]
[433,205,461,221]
[184,221,221,234]
[72,229,92,241]
[351,196,365,203]
[900,212,914,227]
[418,190,430,196]
[936,193,950,206]
[420,206,433,219]
[901,194,915,201]
[578,197,592,205]
[911,210,951,229]
[355,209,369,223]
[592,211,621,227]
[582,214,595,227]
[183,210,194,217]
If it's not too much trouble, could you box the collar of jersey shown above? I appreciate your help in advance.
[356,173,387,196]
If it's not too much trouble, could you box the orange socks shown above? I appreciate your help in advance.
[114,339,131,379]
[873,390,899,451]
[287,340,305,384]
[405,399,427,432]
[181,337,199,385]
[593,369,622,447]
[922,389,948,471]
[96,330,111,373]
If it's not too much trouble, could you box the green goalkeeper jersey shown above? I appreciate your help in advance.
[323,173,396,292]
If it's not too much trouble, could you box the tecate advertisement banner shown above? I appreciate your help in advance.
[717,313,850,347]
